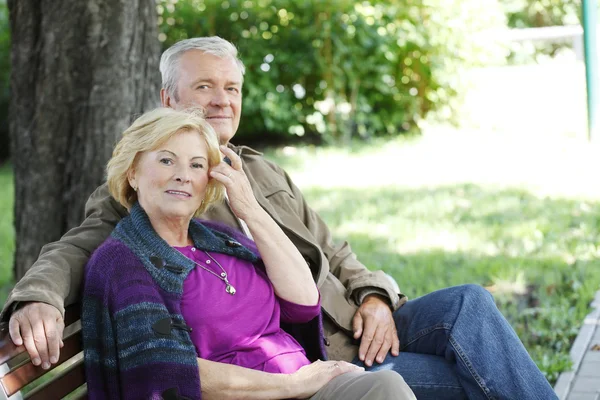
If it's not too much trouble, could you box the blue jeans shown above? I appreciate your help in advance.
[352,284,558,400]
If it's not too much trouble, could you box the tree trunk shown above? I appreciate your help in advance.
[8,0,161,279]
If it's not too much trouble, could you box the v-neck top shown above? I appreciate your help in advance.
[177,245,320,373]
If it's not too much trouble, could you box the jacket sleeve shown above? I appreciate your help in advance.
[277,165,405,311]
[1,183,128,320]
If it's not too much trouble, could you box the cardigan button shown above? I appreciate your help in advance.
[225,240,241,248]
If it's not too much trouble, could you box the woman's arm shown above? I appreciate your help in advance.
[210,146,319,306]
[199,358,362,400]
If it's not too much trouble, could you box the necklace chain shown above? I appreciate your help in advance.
[178,248,237,295]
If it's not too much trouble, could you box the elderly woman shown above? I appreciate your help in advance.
[82,108,415,400]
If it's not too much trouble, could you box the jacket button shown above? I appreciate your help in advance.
[226,240,241,248]
[324,338,330,346]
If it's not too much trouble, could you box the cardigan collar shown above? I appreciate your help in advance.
[112,203,259,294]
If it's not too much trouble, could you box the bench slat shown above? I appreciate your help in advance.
[1,332,81,396]
[25,357,85,400]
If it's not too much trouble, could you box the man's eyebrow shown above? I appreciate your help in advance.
[190,78,241,87]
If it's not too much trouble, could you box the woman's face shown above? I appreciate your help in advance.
[128,129,210,222]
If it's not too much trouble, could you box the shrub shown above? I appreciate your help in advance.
[158,0,506,143]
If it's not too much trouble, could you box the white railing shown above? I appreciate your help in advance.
[487,25,585,60]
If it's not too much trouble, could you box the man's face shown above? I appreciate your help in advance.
[161,50,243,145]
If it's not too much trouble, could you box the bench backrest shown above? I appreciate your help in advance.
[0,304,86,399]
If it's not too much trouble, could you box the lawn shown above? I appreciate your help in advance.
[0,163,14,306]
[265,130,600,384]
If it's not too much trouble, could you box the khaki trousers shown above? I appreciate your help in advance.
[309,370,416,400]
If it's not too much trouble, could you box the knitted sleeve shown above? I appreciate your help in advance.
[82,244,122,399]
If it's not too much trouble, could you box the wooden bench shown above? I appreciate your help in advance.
[0,304,86,399]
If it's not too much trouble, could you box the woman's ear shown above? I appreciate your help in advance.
[127,169,137,192]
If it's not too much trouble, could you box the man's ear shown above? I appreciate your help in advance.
[161,88,173,108]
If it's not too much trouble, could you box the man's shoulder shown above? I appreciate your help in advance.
[232,144,286,177]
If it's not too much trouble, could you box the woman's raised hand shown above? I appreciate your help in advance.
[210,146,261,221]
[288,360,364,399]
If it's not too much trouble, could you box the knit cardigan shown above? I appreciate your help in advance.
[82,203,327,400]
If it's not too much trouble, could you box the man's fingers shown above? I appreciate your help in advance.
[391,329,400,356]
[352,313,363,340]
[364,326,386,367]
[8,316,23,346]
[358,319,377,363]
[31,321,50,369]
[375,328,394,363]
[44,320,61,365]
[20,323,41,366]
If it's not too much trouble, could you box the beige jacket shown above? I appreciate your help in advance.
[1,145,406,362]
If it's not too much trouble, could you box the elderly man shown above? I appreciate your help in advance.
[3,37,557,400]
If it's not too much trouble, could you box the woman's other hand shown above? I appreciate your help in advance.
[210,146,261,221]
[289,360,364,399]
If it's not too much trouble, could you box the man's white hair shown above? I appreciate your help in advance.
[159,36,246,101]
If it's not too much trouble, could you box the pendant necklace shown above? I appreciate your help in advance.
[180,248,236,295]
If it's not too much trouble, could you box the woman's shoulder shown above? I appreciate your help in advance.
[86,237,138,275]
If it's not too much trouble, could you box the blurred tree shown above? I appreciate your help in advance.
[501,0,580,28]
[0,0,9,163]
[8,0,160,279]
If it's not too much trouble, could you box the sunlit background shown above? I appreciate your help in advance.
[0,0,598,386]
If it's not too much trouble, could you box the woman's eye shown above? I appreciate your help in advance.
[191,162,204,169]
[160,158,173,165]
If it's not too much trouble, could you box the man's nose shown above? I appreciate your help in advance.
[210,89,230,107]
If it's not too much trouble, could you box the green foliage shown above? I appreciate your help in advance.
[501,0,581,28]
[158,0,506,143]
[499,0,582,63]
[0,164,14,305]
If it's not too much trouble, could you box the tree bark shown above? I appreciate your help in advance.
[9,0,161,279]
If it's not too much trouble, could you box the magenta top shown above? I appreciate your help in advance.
[177,246,320,373]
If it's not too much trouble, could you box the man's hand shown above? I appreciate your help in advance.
[352,294,399,367]
[8,302,64,370]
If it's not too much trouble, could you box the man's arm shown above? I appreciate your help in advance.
[277,166,405,310]
[272,163,406,366]
[2,183,126,370]
[1,183,127,319]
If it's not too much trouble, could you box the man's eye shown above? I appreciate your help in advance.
[196,85,209,90]
[228,87,239,93]
[160,158,173,165]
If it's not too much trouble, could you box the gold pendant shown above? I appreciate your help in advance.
[226,284,236,295]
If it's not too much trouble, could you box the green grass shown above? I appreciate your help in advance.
[265,133,600,385]
[0,163,14,305]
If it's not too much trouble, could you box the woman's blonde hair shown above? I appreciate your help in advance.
[107,108,224,216]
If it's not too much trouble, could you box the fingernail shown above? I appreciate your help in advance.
[50,356,57,363]
[42,362,50,370]
[366,359,372,366]
[32,358,41,365]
